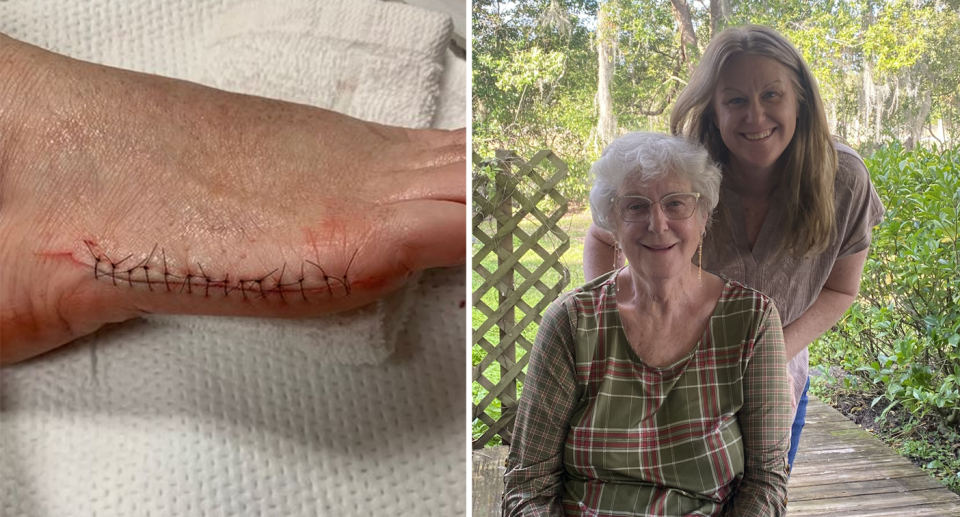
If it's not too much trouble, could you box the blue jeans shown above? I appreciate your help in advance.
[787,377,811,472]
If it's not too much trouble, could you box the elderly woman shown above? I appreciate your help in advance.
[502,132,792,517]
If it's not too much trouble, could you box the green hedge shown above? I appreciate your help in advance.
[812,142,960,422]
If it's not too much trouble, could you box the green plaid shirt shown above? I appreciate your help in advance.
[503,273,791,517]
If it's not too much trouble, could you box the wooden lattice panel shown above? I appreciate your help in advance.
[472,150,570,448]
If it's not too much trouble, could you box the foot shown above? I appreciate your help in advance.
[0,34,465,364]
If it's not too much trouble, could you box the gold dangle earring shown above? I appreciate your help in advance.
[698,232,704,286]
[614,241,620,293]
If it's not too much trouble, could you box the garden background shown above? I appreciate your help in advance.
[472,0,960,493]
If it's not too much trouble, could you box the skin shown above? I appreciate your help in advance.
[713,54,799,186]
[0,34,466,364]
[583,53,868,365]
[613,174,725,367]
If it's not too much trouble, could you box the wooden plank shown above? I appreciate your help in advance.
[791,454,908,473]
[797,429,890,445]
[789,467,928,487]
[494,159,517,436]
[787,489,960,516]
[789,501,960,517]
[793,441,903,458]
[473,446,510,517]
[789,474,947,500]
[792,461,919,477]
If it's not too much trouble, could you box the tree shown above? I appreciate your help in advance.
[670,0,699,73]
[473,0,960,204]
[597,1,619,147]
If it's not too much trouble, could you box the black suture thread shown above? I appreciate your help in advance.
[197,262,210,298]
[143,244,158,292]
[87,243,355,301]
[162,248,171,292]
[84,240,102,280]
[109,254,133,286]
[114,245,155,290]
[298,262,307,302]
[253,268,277,300]
[180,273,193,294]
[276,263,287,302]
[305,260,333,296]
[341,248,360,296]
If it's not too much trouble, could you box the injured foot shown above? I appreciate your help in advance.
[0,34,466,364]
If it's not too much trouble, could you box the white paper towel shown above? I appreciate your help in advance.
[205,0,452,128]
[0,267,467,517]
[0,0,467,515]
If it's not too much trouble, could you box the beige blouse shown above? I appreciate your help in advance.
[701,143,885,406]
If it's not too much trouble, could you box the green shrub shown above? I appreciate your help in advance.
[812,142,960,420]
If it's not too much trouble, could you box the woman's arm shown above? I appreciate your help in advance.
[783,148,883,360]
[583,223,622,282]
[726,302,792,517]
[782,248,868,360]
[502,300,582,517]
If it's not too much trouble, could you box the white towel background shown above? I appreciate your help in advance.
[0,0,467,515]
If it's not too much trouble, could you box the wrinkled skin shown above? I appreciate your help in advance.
[0,34,466,364]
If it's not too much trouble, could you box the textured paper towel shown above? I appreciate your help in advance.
[204,0,452,128]
[0,267,466,517]
[0,0,467,515]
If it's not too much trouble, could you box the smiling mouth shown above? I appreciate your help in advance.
[743,129,774,140]
[643,243,676,252]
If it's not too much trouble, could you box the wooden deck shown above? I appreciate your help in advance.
[788,397,960,516]
[473,398,960,516]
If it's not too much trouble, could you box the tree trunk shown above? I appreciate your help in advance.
[710,0,730,36]
[671,0,698,74]
[906,87,931,150]
[596,1,618,147]
[859,1,876,145]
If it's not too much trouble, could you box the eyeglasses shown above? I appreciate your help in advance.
[613,192,701,222]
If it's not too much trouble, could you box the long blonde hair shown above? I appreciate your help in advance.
[671,25,836,258]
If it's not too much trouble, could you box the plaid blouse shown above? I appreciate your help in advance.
[502,273,792,517]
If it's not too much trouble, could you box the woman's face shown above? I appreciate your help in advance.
[712,54,799,175]
[614,173,706,281]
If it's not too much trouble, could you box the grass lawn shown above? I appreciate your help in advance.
[472,209,593,444]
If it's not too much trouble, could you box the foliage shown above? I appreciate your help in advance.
[899,429,960,494]
[473,0,960,206]
[473,0,599,204]
[811,143,960,423]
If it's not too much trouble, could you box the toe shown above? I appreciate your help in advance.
[386,200,466,272]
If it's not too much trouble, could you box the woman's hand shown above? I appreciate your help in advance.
[583,223,621,281]
[0,34,466,364]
